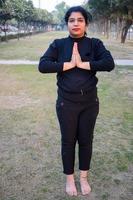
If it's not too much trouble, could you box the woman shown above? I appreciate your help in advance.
[38,6,115,196]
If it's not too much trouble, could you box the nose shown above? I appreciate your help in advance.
[74,20,78,26]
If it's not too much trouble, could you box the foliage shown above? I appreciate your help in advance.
[0,0,54,26]
[0,0,5,8]
[0,0,12,21]
[33,8,53,25]
[87,0,133,42]
[88,0,133,21]
[55,1,70,25]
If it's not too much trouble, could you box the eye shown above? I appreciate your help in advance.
[78,19,84,22]
[68,19,75,23]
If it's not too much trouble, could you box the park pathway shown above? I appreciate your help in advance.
[0,59,133,66]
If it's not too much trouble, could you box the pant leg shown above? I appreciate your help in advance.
[56,97,79,175]
[77,99,99,171]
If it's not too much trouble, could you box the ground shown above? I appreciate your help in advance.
[0,32,133,200]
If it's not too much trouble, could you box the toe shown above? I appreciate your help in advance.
[82,189,86,195]
[74,190,77,196]
[67,190,73,196]
[81,184,91,195]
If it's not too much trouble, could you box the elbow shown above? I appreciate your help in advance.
[107,59,115,72]
[38,61,47,73]
[38,56,50,73]
[38,64,44,73]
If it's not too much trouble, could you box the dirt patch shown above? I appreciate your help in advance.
[128,91,133,98]
[110,165,133,200]
[0,92,41,109]
[0,64,132,200]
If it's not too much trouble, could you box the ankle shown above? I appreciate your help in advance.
[66,174,75,182]
[80,170,88,179]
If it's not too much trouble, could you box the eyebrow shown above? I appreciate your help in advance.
[69,17,84,20]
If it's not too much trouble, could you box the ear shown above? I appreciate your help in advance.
[85,25,88,30]
[84,25,88,35]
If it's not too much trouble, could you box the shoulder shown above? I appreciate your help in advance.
[90,37,103,45]
[84,36,103,45]
[50,37,68,49]
[87,37,105,50]
[54,37,68,44]
[48,37,66,48]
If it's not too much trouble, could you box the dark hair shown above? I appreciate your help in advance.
[64,6,92,25]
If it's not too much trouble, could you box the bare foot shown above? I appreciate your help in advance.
[66,174,78,196]
[80,171,91,195]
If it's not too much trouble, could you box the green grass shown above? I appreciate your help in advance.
[0,31,67,60]
[0,63,133,200]
[0,31,133,60]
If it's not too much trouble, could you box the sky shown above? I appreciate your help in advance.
[32,0,86,12]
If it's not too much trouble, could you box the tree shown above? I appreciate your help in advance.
[114,0,133,43]
[88,0,114,38]
[24,0,35,24]
[9,0,26,39]
[0,0,6,8]
[0,0,54,42]
[55,1,70,29]
[0,0,12,41]
[22,0,35,34]
[33,8,53,31]
[87,0,133,43]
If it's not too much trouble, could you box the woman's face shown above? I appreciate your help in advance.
[67,12,87,38]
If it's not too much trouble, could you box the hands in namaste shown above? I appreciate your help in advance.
[63,42,90,71]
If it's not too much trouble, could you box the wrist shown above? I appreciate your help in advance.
[78,62,90,70]
[63,62,75,71]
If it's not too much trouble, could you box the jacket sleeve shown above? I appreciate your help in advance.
[90,39,115,72]
[38,40,64,73]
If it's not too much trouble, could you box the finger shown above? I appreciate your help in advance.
[72,43,76,54]
[74,42,78,53]
[72,54,76,63]
[72,42,78,54]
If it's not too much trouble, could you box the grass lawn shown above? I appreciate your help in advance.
[0,62,133,200]
[0,31,133,60]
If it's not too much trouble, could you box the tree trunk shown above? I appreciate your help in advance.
[116,17,123,40]
[116,17,119,39]
[108,19,111,38]
[105,18,109,39]
[17,22,20,41]
[103,18,108,38]
[23,21,26,38]
[96,19,103,34]
[121,19,132,43]
[4,21,8,42]
[103,19,106,36]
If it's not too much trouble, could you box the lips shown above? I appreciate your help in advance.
[72,28,80,31]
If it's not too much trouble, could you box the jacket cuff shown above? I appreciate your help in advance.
[58,62,64,72]
[89,61,99,71]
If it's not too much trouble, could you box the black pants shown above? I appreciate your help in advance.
[56,88,99,175]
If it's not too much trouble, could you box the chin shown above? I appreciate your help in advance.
[71,33,81,38]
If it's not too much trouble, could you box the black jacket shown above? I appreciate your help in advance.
[38,35,115,93]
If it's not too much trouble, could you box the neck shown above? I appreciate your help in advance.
[69,34,85,38]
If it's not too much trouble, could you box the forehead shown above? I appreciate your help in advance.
[69,12,84,19]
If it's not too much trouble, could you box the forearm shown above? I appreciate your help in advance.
[39,59,75,73]
[90,56,115,72]
[38,40,64,73]
[38,59,63,73]
[90,39,115,72]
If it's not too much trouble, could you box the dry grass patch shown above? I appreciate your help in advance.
[0,64,133,200]
[0,31,132,60]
